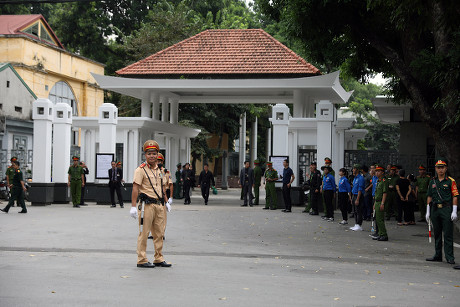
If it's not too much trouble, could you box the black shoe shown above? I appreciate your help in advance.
[73,205,80,208]
[241,204,248,207]
[205,202,208,205]
[310,212,319,215]
[426,257,442,262]
[377,236,388,241]
[249,205,253,207]
[270,207,277,210]
[447,259,455,265]
[148,236,153,239]
[18,210,27,213]
[0,208,8,213]
[453,265,460,270]
[111,205,116,208]
[137,262,155,268]
[372,235,380,240]
[120,205,124,208]
[154,261,172,267]
[282,209,291,212]
[263,207,269,210]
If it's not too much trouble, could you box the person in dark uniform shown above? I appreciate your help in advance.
[198,163,215,205]
[5,156,18,206]
[264,161,278,210]
[68,156,84,208]
[239,161,254,207]
[1,160,27,213]
[425,158,458,265]
[108,161,124,208]
[303,162,322,215]
[371,164,389,241]
[282,159,295,213]
[321,165,336,221]
[386,165,399,220]
[182,163,193,204]
[173,163,182,199]
[79,161,89,206]
[253,160,262,206]
[415,165,430,222]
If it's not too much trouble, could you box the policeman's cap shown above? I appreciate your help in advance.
[72,156,80,161]
[143,140,159,153]
[157,153,164,161]
[375,164,385,171]
[435,158,447,167]
[10,156,18,162]
[324,157,332,164]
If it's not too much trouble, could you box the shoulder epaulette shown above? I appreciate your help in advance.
[139,162,146,168]
[448,176,455,182]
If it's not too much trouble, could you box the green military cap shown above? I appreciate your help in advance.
[254,160,259,164]
[435,158,448,167]
[418,164,426,170]
[10,156,18,162]
[375,164,385,171]
[72,156,80,161]
[352,163,361,169]
[177,163,182,167]
[324,157,332,164]
[266,161,273,165]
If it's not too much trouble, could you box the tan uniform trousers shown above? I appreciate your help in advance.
[137,202,165,264]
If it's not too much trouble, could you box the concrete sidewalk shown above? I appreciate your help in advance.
[1,189,459,306]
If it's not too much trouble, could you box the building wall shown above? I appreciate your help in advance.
[0,66,36,120]
[0,37,104,116]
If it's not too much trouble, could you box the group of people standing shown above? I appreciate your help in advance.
[172,162,215,205]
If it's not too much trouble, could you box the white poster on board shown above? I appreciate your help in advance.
[95,153,114,179]
[269,156,288,182]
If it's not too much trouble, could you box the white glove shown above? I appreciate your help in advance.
[425,205,430,223]
[451,205,458,222]
[168,198,173,205]
[130,207,138,219]
[166,202,171,212]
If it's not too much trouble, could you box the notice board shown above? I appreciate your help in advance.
[95,153,114,179]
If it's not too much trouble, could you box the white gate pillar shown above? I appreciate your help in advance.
[316,100,334,166]
[52,103,72,183]
[32,99,53,183]
[98,103,118,154]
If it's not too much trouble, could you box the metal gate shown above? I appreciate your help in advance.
[298,148,317,184]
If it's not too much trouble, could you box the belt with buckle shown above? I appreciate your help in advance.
[436,203,451,209]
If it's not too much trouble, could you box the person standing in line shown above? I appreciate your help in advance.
[173,163,182,199]
[386,165,399,220]
[198,163,215,206]
[370,165,379,237]
[415,165,430,222]
[181,163,193,205]
[324,157,335,176]
[253,160,262,206]
[338,168,352,225]
[362,165,373,221]
[303,162,322,215]
[396,169,412,225]
[108,161,124,208]
[79,161,89,206]
[371,164,389,241]
[350,164,365,231]
[425,158,458,265]
[239,161,255,207]
[1,160,27,213]
[321,165,336,221]
[281,159,295,213]
[263,161,278,210]
[129,140,171,268]
[68,156,84,208]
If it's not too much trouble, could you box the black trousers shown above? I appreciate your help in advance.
[352,194,363,226]
[323,190,334,218]
[397,198,415,222]
[282,184,291,210]
[311,191,321,213]
[338,192,349,221]
[184,182,191,203]
[243,183,253,206]
[109,182,123,206]
[80,185,86,206]
[201,184,210,203]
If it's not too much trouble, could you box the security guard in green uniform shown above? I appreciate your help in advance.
[5,156,18,206]
[415,165,430,222]
[253,160,262,205]
[385,165,398,220]
[67,156,84,208]
[1,160,27,213]
[371,164,388,241]
[425,158,458,265]
[263,161,278,210]
[173,163,182,199]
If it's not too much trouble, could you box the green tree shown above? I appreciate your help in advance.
[257,0,460,177]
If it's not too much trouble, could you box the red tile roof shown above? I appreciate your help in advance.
[116,29,320,77]
[0,14,64,49]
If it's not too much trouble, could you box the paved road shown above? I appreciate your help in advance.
[1,189,459,306]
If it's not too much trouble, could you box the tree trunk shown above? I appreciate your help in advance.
[428,126,460,180]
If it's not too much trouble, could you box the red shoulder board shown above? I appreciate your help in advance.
[139,162,146,168]
[382,179,386,182]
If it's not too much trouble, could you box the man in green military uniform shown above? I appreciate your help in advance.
[67,156,84,208]
[253,160,262,205]
[370,164,388,241]
[385,165,398,220]
[425,158,458,265]
[263,161,278,210]
[1,160,27,213]
[324,157,335,176]
[5,156,18,206]
[173,163,182,199]
[415,165,430,222]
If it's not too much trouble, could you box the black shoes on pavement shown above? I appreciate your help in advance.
[425,257,442,262]
[154,261,172,267]
[282,209,291,213]
[137,262,155,268]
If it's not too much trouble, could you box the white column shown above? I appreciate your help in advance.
[289,131,299,186]
[170,98,179,124]
[161,96,169,122]
[32,98,54,183]
[52,103,73,183]
[266,127,272,159]
[316,100,334,166]
[86,129,96,182]
[293,90,304,118]
[338,129,345,174]
[141,90,151,118]
[271,104,289,156]
[152,93,160,120]
[251,117,258,165]
[98,103,118,154]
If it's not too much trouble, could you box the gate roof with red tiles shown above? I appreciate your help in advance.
[116,29,320,78]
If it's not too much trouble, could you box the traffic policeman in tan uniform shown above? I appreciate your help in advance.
[130,140,172,268]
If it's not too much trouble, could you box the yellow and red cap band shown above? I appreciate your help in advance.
[391,166,397,170]
[418,165,426,170]
[143,140,160,152]
[72,156,79,161]
[435,160,447,166]
[157,153,164,161]
[375,166,385,171]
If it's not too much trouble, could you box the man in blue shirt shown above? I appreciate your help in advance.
[351,164,365,231]
[281,159,295,212]
[321,165,336,221]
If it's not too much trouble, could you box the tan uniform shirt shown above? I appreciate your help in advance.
[133,163,164,199]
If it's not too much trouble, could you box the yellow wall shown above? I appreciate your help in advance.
[0,36,104,116]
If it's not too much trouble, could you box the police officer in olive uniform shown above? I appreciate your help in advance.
[425,158,458,265]
[253,160,262,206]
[263,161,278,210]
[5,156,18,206]
[385,165,398,220]
[371,164,389,241]
[1,160,27,213]
[67,156,84,208]
[130,140,172,268]
[173,163,182,199]
[415,165,430,222]
[324,157,335,177]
